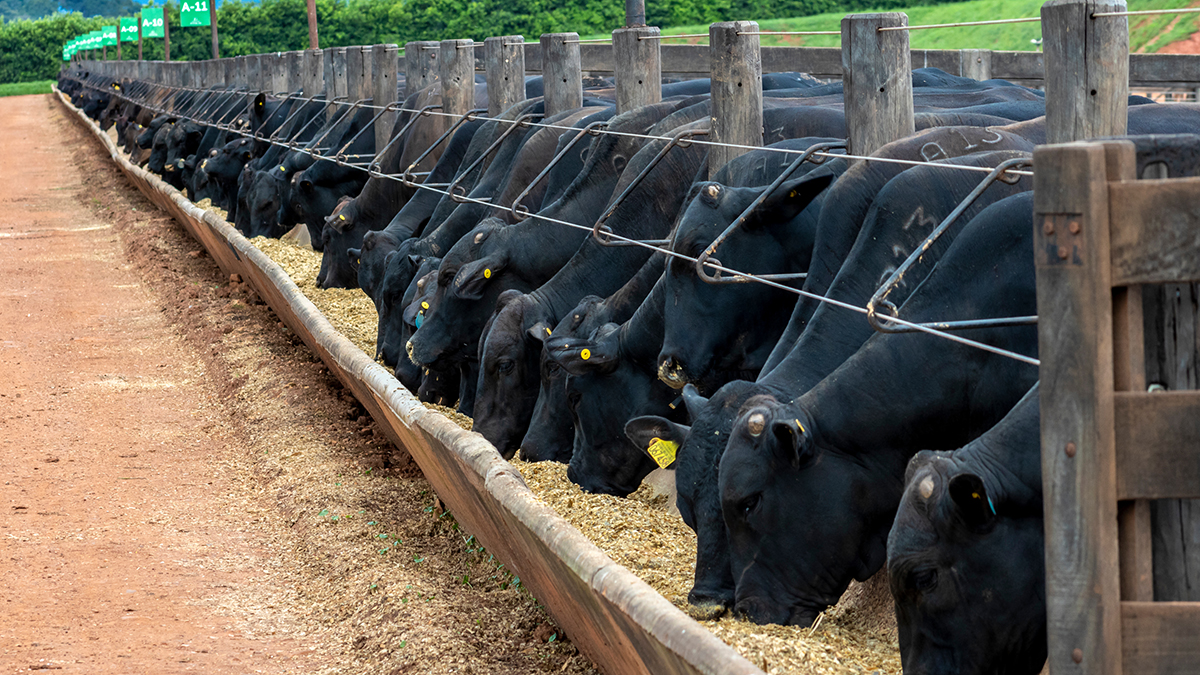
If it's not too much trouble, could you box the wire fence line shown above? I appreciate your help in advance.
[69,73,1041,366]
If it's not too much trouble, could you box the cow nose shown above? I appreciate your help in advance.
[657,353,688,389]
[405,340,416,364]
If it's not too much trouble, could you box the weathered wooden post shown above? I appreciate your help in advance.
[485,35,525,117]
[247,53,263,92]
[209,0,219,59]
[345,45,372,102]
[372,44,400,154]
[303,49,324,98]
[404,41,439,97]
[612,0,660,113]
[841,13,914,158]
[270,53,288,94]
[440,38,476,131]
[284,51,303,94]
[709,21,762,175]
[959,49,992,81]
[1042,0,1129,143]
[325,46,348,121]
[540,33,583,116]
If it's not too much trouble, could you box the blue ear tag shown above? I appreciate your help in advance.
[987,495,996,515]
[415,311,424,329]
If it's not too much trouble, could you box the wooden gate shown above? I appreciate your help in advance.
[1035,138,1200,675]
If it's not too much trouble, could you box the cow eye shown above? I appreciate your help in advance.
[911,569,938,593]
[546,362,562,376]
[739,493,761,518]
[497,360,515,374]
[567,390,582,410]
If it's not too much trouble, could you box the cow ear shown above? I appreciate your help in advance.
[747,172,835,229]
[527,321,552,343]
[347,248,361,269]
[680,384,708,423]
[770,416,814,468]
[452,254,507,301]
[545,331,618,376]
[254,93,266,110]
[948,473,997,532]
[625,416,690,470]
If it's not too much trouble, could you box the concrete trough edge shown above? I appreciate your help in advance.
[55,87,764,675]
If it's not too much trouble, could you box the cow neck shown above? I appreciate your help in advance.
[952,386,1042,512]
[616,274,667,368]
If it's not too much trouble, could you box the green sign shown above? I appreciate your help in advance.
[141,7,165,38]
[101,25,118,46]
[120,17,138,42]
[86,31,102,49]
[180,0,211,27]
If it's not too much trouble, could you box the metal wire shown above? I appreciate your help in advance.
[70,75,1040,366]
[738,30,841,36]
[877,16,1041,32]
[639,33,711,40]
[563,38,613,44]
[1093,7,1200,18]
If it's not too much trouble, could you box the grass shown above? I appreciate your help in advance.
[0,80,54,97]
[583,0,1200,53]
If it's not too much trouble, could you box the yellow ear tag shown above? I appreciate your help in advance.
[580,348,591,360]
[545,327,552,336]
[789,190,797,198]
[795,418,805,434]
[201,159,208,169]
[339,214,346,221]
[421,301,429,310]
[647,437,679,469]
[279,166,286,172]
[483,268,491,279]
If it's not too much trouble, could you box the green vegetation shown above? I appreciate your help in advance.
[648,0,1200,52]
[0,78,51,95]
[3,0,1200,84]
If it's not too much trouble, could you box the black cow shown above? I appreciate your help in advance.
[889,380,1045,675]
[713,185,1038,626]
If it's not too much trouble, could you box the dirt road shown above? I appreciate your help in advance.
[1,94,592,674]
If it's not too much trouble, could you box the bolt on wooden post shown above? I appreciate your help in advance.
[540,33,582,116]
[1042,0,1129,144]
[959,49,992,81]
[485,35,526,117]
[404,41,439,98]
[372,44,400,153]
[841,13,914,158]
[709,21,762,175]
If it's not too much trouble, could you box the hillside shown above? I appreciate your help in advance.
[645,0,1200,52]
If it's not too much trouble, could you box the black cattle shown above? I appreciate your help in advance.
[405,100,685,376]
[354,116,487,303]
[625,141,1035,609]
[523,253,665,464]
[889,381,1044,675]
[161,120,204,190]
[713,185,1038,626]
[657,143,840,392]
[382,255,442,391]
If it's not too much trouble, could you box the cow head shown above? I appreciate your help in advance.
[718,394,900,626]
[659,172,833,391]
[473,292,546,460]
[887,451,1046,675]
[625,379,764,610]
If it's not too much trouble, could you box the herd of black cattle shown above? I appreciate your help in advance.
[59,65,1200,674]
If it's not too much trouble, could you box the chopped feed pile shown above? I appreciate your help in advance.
[242,223,901,675]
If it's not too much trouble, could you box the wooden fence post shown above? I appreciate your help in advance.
[346,45,372,102]
[440,39,477,130]
[841,13,914,158]
[960,49,992,80]
[709,21,762,175]
[326,47,347,120]
[372,44,400,154]
[540,33,583,116]
[1041,0,1129,144]
[270,53,288,95]
[612,26,661,113]
[284,51,303,94]
[1034,141,1122,675]
[404,41,439,98]
[303,49,324,98]
[485,35,526,117]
